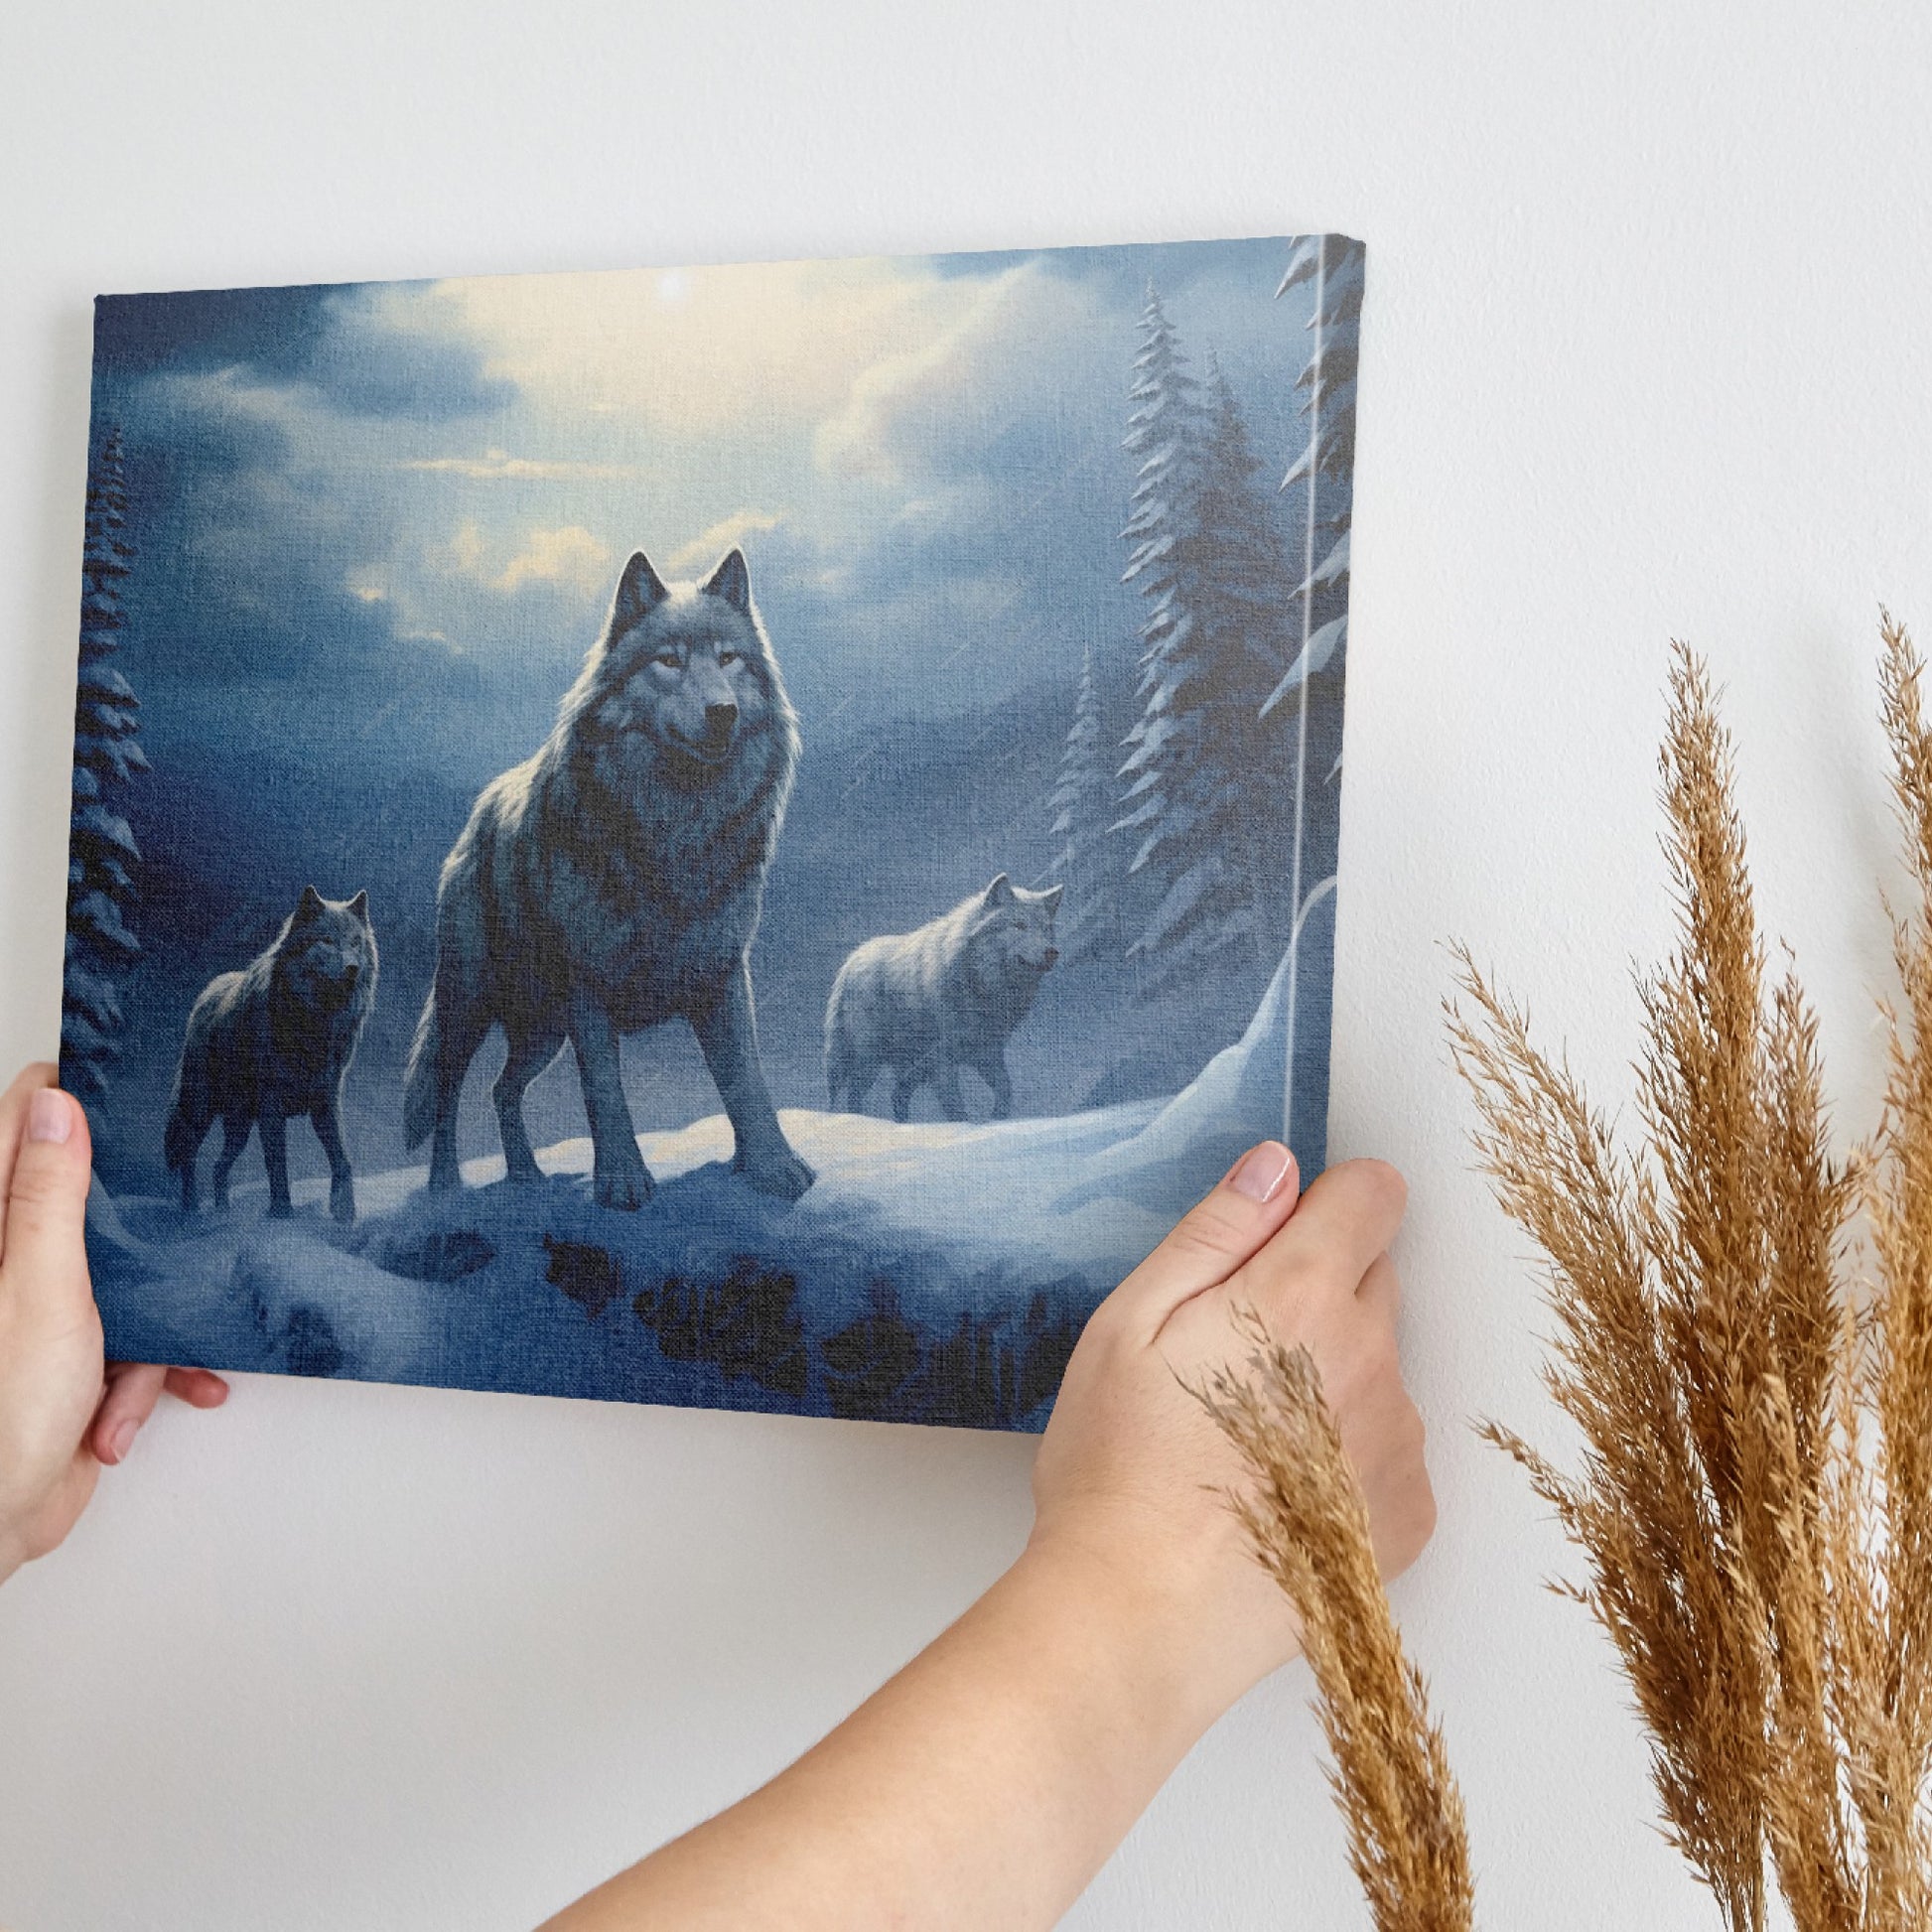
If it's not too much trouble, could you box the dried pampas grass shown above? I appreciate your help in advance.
[1447,617,1932,1930]
[1199,1313,1474,1932]
[1208,617,1932,1931]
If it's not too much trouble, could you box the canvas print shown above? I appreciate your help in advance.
[64,233,1362,1430]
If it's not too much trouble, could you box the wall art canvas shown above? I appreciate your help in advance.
[64,234,1363,1430]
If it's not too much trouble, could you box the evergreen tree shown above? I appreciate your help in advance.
[1189,356,1303,932]
[1265,235,1366,1164]
[1264,234,1363,811]
[1115,303,1296,981]
[1045,641,1117,959]
[63,427,148,1097]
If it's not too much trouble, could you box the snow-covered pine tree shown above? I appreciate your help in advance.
[1265,235,1364,886]
[63,426,149,1097]
[1114,307,1297,982]
[1113,283,1205,974]
[1188,356,1303,938]
[1265,235,1365,1168]
[1045,640,1118,959]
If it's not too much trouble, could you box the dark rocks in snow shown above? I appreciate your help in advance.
[1011,1290,1086,1419]
[380,1227,496,1283]
[632,1257,809,1401]
[823,1281,1087,1430]
[544,1235,623,1317]
[284,1306,346,1378]
[823,1283,924,1421]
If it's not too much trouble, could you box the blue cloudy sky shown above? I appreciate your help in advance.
[92,235,1319,768]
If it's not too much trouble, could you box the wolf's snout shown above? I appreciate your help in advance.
[322,962,360,1007]
[1043,947,1060,968]
[704,700,739,742]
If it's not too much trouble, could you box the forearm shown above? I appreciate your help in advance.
[542,1541,1236,1931]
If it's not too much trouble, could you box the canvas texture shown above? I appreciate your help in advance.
[63,234,1362,1431]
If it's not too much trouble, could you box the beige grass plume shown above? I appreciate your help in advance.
[1447,617,1932,1930]
[1197,619,1932,1928]
[1199,1311,1475,1932]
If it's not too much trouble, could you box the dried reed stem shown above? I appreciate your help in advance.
[1198,1312,1475,1932]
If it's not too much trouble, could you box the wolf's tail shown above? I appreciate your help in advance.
[163,1099,200,1177]
[823,964,859,1108]
[163,1021,208,1176]
[402,988,441,1151]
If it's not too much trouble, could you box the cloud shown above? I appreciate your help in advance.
[95,281,512,421]
[443,521,486,577]
[665,509,784,575]
[814,265,1036,483]
[436,257,989,441]
[492,525,613,595]
[401,448,639,482]
[118,367,406,687]
[784,264,1132,684]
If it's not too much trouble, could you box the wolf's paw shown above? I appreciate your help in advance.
[739,1147,816,1202]
[268,1200,294,1221]
[330,1181,356,1226]
[594,1167,654,1212]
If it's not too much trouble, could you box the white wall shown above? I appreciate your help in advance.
[3,3,1928,1924]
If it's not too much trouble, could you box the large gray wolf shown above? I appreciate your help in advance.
[825,874,1062,1122]
[164,887,377,1222]
[402,546,813,1211]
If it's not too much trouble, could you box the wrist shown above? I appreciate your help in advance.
[1006,1526,1283,1751]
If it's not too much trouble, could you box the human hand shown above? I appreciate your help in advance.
[0,1063,228,1584]
[1028,1145,1434,1726]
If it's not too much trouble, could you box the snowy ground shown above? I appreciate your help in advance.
[89,954,1296,1432]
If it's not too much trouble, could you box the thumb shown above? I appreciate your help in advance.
[2,1086,95,1320]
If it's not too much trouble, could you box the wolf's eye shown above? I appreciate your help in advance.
[718,649,740,666]
[653,650,681,669]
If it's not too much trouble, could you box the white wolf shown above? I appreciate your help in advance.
[402,547,813,1210]
[165,886,377,1222]
[825,874,1061,1122]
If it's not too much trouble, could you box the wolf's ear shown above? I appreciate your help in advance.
[1040,884,1064,910]
[346,890,369,921]
[295,884,325,923]
[702,548,752,613]
[982,873,1015,908]
[612,551,670,636]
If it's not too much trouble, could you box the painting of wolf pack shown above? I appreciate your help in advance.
[64,234,1362,1431]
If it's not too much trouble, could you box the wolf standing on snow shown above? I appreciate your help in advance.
[165,887,377,1223]
[403,546,813,1210]
[825,874,1062,1123]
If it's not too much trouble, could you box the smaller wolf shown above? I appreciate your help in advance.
[825,874,1061,1123]
[165,887,377,1222]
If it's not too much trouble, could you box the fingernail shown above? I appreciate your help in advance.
[107,1418,138,1463]
[27,1089,72,1145]
[1229,1143,1294,1203]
